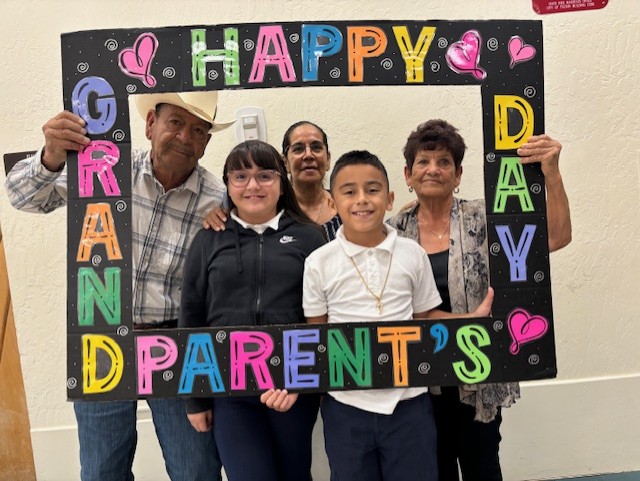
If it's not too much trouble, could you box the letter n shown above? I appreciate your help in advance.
[327,327,372,388]
[77,267,121,326]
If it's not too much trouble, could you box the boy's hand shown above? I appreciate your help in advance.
[187,410,213,432]
[260,389,299,412]
[203,206,229,230]
[472,287,494,317]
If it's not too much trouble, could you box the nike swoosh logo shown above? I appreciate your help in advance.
[279,236,296,244]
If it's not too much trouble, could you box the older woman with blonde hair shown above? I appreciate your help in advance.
[387,119,571,481]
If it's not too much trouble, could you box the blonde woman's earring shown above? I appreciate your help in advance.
[409,186,414,193]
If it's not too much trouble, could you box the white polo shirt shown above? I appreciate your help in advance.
[303,224,442,414]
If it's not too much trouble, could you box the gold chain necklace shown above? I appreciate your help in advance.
[349,253,393,314]
[419,216,451,240]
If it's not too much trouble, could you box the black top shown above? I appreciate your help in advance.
[179,214,326,329]
[428,249,452,312]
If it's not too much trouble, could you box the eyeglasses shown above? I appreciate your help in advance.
[227,169,281,187]
[285,141,327,156]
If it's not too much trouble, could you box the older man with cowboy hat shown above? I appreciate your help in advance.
[5,91,233,481]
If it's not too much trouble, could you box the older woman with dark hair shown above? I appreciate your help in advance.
[387,119,571,481]
[282,120,341,240]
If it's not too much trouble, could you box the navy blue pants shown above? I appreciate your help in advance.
[430,387,503,481]
[321,393,438,481]
[213,394,319,481]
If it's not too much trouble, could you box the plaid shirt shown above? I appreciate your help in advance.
[5,148,226,326]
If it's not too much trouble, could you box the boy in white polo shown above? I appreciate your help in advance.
[303,150,492,481]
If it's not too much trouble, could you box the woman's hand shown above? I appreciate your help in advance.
[472,287,494,317]
[260,389,299,412]
[517,134,562,181]
[203,206,229,231]
[187,410,213,432]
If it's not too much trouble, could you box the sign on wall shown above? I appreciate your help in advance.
[63,20,555,400]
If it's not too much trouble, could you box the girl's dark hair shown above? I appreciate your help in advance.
[281,121,329,154]
[403,119,467,171]
[222,140,314,226]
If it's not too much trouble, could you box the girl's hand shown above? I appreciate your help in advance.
[203,206,229,231]
[187,410,213,432]
[260,389,299,412]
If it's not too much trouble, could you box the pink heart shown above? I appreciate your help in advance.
[118,32,158,88]
[507,308,549,355]
[445,30,486,81]
[508,36,536,69]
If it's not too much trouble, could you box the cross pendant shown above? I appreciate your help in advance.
[376,300,383,315]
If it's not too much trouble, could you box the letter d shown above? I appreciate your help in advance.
[82,334,124,394]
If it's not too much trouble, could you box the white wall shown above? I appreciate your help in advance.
[1,1,638,479]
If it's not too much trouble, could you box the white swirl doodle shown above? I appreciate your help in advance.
[531,183,542,194]
[528,354,540,365]
[162,67,176,79]
[126,84,137,93]
[215,331,227,343]
[208,70,219,81]
[487,38,499,51]
[117,326,129,337]
[163,371,174,381]
[77,62,89,73]
[534,271,545,283]
[243,39,255,51]
[112,129,126,142]
[317,344,326,353]
[490,243,501,256]
[430,61,440,72]
[91,255,102,266]
[380,58,393,70]
[418,363,431,374]
[67,377,78,389]
[289,33,300,43]
[524,86,536,98]
[493,320,504,332]
[437,37,448,49]
[329,68,341,79]
[104,39,119,51]
[486,152,496,162]
[115,200,127,212]
[377,353,389,365]
[270,356,281,367]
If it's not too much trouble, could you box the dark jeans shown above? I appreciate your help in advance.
[321,393,438,481]
[74,399,221,481]
[213,394,319,481]
[430,387,503,481]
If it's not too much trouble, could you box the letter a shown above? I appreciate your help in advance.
[77,203,123,262]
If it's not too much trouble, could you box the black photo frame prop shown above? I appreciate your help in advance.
[62,20,555,400]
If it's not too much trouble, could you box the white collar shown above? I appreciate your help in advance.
[231,209,284,234]
[336,223,397,257]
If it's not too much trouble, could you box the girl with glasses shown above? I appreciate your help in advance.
[179,140,326,481]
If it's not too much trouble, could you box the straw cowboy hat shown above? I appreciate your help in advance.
[135,91,235,132]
